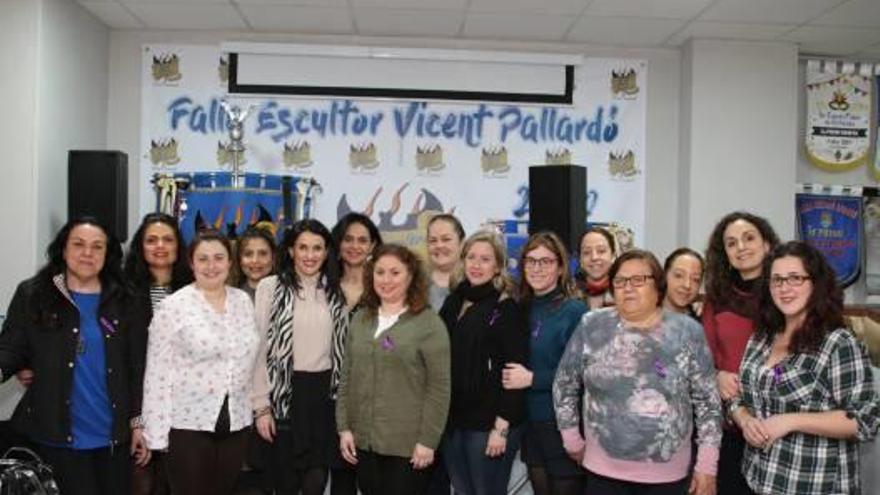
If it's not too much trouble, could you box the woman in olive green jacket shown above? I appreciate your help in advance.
[336,244,451,495]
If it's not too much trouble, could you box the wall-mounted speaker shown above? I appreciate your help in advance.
[528,165,587,254]
[68,150,128,242]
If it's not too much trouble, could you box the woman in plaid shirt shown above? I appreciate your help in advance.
[730,241,880,494]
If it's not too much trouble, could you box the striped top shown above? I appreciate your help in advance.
[149,285,172,312]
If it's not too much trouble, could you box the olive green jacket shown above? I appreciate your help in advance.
[336,308,450,457]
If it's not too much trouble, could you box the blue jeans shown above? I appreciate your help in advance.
[443,426,523,495]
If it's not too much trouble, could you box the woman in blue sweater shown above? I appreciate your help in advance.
[503,232,587,495]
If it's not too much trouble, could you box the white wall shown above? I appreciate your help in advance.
[36,0,110,251]
[680,39,799,249]
[0,0,108,313]
[106,31,684,258]
[0,0,40,311]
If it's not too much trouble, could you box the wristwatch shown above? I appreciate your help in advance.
[494,427,509,439]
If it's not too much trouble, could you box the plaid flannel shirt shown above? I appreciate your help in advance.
[733,328,880,495]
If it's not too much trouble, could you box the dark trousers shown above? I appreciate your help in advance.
[132,452,171,495]
[38,443,131,495]
[329,465,358,495]
[164,428,248,495]
[584,470,688,495]
[357,449,431,495]
[443,426,523,495]
[717,428,754,495]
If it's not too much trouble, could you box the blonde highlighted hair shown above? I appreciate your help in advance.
[452,230,513,295]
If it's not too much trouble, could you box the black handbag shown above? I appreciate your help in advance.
[0,447,59,495]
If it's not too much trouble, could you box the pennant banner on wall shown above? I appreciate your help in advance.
[866,196,880,295]
[805,60,874,173]
[796,192,863,288]
[140,44,648,249]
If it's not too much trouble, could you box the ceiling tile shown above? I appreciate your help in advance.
[463,13,573,41]
[567,16,685,46]
[700,0,846,25]
[234,0,349,6]
[854,42,880,57]
[779,25,880,55]
[586,0,716,20]
[468,0,589,15]
[126,3,248,30]
[79,2,145,29]
[665,21,795,45]
[810,0,880,29]
[350,0,468,11]
[121,0,231,4]
[239,5,354,34]
[354,9,464,37]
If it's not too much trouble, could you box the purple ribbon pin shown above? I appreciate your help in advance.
[99,317,117,334]
[381,335,395,351]
[772,365,783,386]
[531,321,542,340]
[653,358,667,378]
[489,309,501,326]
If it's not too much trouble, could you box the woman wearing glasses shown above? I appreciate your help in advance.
[553,249,722,495]
[502,232,587,495]
[730,241,879,495]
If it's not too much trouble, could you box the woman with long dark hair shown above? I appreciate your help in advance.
[252,219,348,495]
[730,241,879,494]
[0,216,150,495]
[702,211,779,495]
[125,212,192,495]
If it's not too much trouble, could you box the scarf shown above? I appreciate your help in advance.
[439,281,501,396]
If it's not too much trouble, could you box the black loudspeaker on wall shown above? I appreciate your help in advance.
[68,150,129,242]
[528,165,587,254]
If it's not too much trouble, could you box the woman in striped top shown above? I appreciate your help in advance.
[124,212,192,495]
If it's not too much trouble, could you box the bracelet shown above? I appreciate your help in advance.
[253,406,272,419]
[493,427,509,439]
[129,415,145,430]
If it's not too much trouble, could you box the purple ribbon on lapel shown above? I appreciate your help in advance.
[99,317,117,335]
[489,309,501,326]
[381,335,395,351]
[772,364,783,386]
[531,320,542,340]
[653,358,667,378]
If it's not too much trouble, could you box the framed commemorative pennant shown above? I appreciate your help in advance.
[796,189,863,288]
[805,60,873,173]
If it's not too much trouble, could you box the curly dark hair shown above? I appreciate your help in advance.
[276,219,341,300]
[756,241,844,354]
[704,211,779,312]
[608,249,666,306]
[360,244,428,316]
[124,212,192,291]
[518,231,576,304]
[31,216,126,313]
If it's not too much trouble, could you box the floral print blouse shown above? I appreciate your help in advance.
[553,308,722,483]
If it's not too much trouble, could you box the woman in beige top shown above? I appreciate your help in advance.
[252,219,348,495]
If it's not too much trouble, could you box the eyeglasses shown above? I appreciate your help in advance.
[769,274,811,288]
[612,274,654,288]
[523,257,558,270]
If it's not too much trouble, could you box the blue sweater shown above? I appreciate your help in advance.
[526,293,587,422]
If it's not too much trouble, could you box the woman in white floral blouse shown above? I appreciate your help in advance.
[141,229,260,495]
[730,241,879,495]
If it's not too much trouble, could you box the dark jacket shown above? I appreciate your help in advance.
[0,274,148,446]
[439,283,529,431]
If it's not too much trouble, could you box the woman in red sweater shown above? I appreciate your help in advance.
[702,212,779,495]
